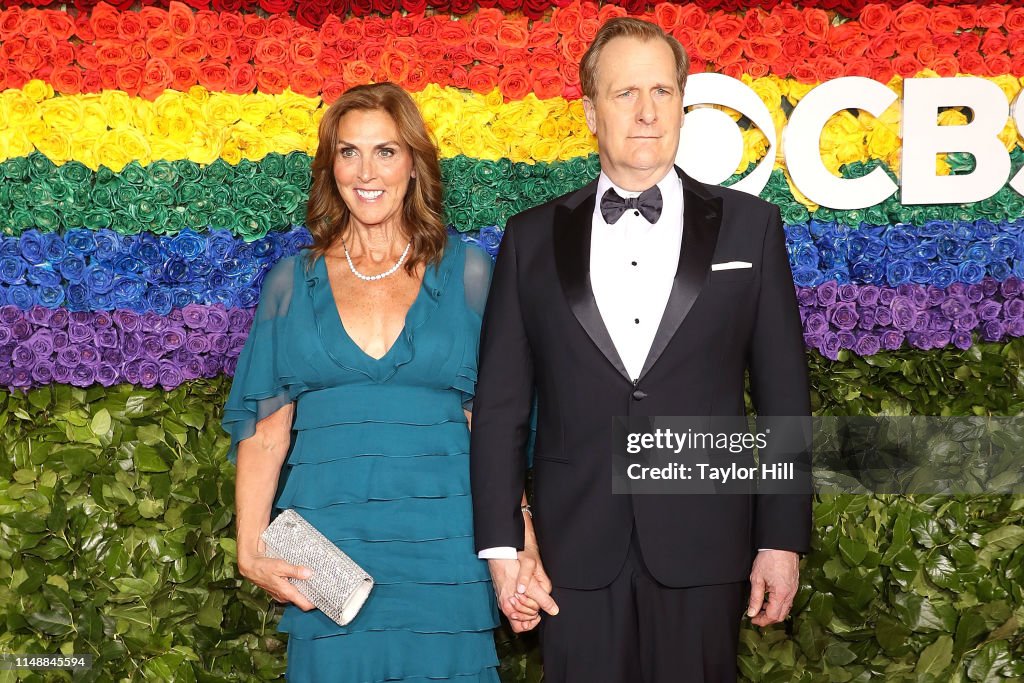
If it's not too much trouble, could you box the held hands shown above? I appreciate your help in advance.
[238,538,316,612]
[487,544,559,633]
[746,549,800,627]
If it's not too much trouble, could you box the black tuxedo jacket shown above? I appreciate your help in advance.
[470,167,812,590]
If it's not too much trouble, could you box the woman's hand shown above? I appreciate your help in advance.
[238,546,317,611]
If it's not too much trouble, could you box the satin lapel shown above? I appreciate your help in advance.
[554,183,631,383]
[637,170,723,381]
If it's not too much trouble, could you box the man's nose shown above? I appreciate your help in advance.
[635,92,657,124]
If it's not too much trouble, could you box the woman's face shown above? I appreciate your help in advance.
[333,108,416,233]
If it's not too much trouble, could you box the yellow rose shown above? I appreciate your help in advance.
[100,90,136,130]
[22,79,54,103]
[78,99,108,136]
[784,80,815,107]
[866,122,900,161]
[750,77,783,112]
[93,129,145,171]
[39,97,84,132]
[935,154,950,176]
[280,106,313,135]
[187,84,211,105]
[270,129,307,156]
[476,135,507,161]
[221,138,243,166]
[1,90,39,125]
[989,74,1021,103]
[484,88,504,110]
[149,138,189,162]
[783,169,819,211]
[740,128,768,173]
[557,136,597,161]
[936,108,968,127]
[998,119,1019,153]
[30,128,73,164]
[529,138,560,164]
[187,126,225,165]
[239,94,278,126]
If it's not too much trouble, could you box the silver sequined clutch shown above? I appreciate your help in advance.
[260,509,374,626]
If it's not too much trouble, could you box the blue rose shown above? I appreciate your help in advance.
[65,229,97,255]
[918,220,950,238]
[168,229,206,260]
[822,270,850,285]
[207,231,235,262]
[37,285,65,308]
[187,255,214,279]
[885,260,913,286]
[93,229,121,262]
[19,230,47,265]
[211,288,236,307]
[145,289,173,315]
[0,288,8,306]
[791,267,821,287]
[129,233,163,266]
[953,222,976,242]
[58,255,87,282]
[285,228,313,253]
[850,262,883,284]
[964,243,991,264]
[991,236,1016,261]
[910,261,931,284]
[170,287,192,309]
[790,243,819,270]
[113,255,145,276]
[883,226,915,254]
[808,220,837,239]
[785,225,811,243]
[909,240,938,261]
[252,234,277,259]
[112,275,147,306]
[66,283,89,310]
[208,272,230,289]
[819,247,846,271]
[972,219,998,239]
[164,256,191,283]
[27,265,61,287]
[930,265,957,289]
[989,262,1011,280]
[238,287,260,308]
[8,284,33,308]
[43,233,66,262]
[957,261,986,284]
[0,255,26,284]
[93,292,113,309]
[84,264,115,294]
[937,236,965,260]
[478,226,504,258]
[0,239,19,257]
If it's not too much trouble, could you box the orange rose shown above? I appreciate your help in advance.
[745,36,782,64]
[985,54,1012,76]
[291,34,321,64]
[708,14,743,43]
[319,14,344,44]
[678,4,707,32]
[235,37,256,62]
[560,36,588,63]
[803,9,829,42]
[503,47,529,69]
[718,39,743,65]
[391,14,415,38]
[498,66,530,100]
[896,30,928,54]
[50,64,82,94]
[4,65,29,90]
[528,23,558,48]
[318,49,343,77]
[74,13,94,41]
[931,34,959,56]
[438,22,470,47]
[196,10,219,35]
[96,41,131,66]
[55,42,75,66]
[791,62,816,84]
[857,4,892,35]
[721,61,745,80]
[168,2,196,39]
[227,63,256,94]
[471,7,502,36]
[978,5,1007,29]
[957,5,978,29]
[781,35,805,60]
[44,11,76,41]
[363,16,387,40]
[597,4,627,22]
[98,63,117,88]
[814,56,843,81]
[579,17,599,42]
[846,59,872,78]
[415,16,441,41]
[428,62,450,87]
[688,57,706,74]
[892,3,928,32]
[289,65,323,97]
[206,31,236,60]
[242,15,267,40]
[760,14,784,37]
[469,35,500,65]
[197,61,229,90]
[497,19,529,49]
[892,54,922,78]
[82,69,102,92]
[141,7,169,32]
[171,62,198,90]
[90,3,120,40]
[266,16,293,41]
[343,60,373,86]
[1011,32,1024,57]
[958,52,984,73]
[827,22,858,51]
[1013,55,1024,74]
[379,49,410,83]
[693,29,724,61]
[450,67,468,90]
[340,18,364,41]
[76,43,99,69]
[20,12,43,36]
[405,62,429,92]
[929,55,959,78]
[255,64,288,94]
[533,47,560,71]
[552,6,580,36]
[322,75,346,104]
[445,46,471,67]
[916,43,937,66]
[419,41,445,63]
[980,32,1008,57]
[26,33,55,58]
[960,33,981,53]
[836,36,870,63]
[116,63,144,96]
[531,68,563,100]
[562,60,579,87]
[13,49,43,74]
[654,4,683,32]
[747,61,770,79]
[140,57,173,99]
[1007,9,1024,33]
[127,39,147,63]
[467,64,499,94]
[927,6,958,34]
[254,37,289,65]
[176,36,208,63]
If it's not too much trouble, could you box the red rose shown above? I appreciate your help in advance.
[654,3,683,32]
[620,0,644,16]
[206,31,236,60]
[168,2,197,38]
[502,47,529,69]
[227,62,256,93]
[718,39,742,66]
[255,64,287,93]
[742,9,763,36]
[242,15,267,39]
[140,7,168,31]
[266,16,294,40]
[51,64,83,94]
[527,23,557,48]
[418,40,444,63]
[437,21,469,47]
[44,11,76,40]
[957,6,978,30]
[414,16,440,41]
[578,17,599,42]
[291,34,321,64]
[957,52,985,74]
[959,32,981,53]
[1,35,24,61]
[428,62,451,87]
[978,5,1007,29]
[1012,55,1024,75]
[116,63,143,96]
[318,14,343,44]
[73,12,95,41]
[693,29,724,61]
[869,61,893,83]
[929,55,959,78]
[677,4,707,32]
[0,8,23,40]
[495,0,518,12]
[55,41,74,66]
[235,37,256,62]
[140,57,173,98]
[321,75,345,103]
[75,43,99,70]
[469,35,501,65]
[597,4,626,22]
[449,0,473,15]
[391,13,416,38]
[90,3,120,39]
[896,30,928,55]
[708,15,743,43]
[449,67,468,89]
[471,7,502,35]
[98,63,118,89]
[171,61,198,90]
[498,66,530,100]
[82,69,103,92]
[891,54,922,78]
[532,47,559,70]
[195,10,219,34]
[4,66,30,90]
[1007,8,1024,33]
[531,68,563,100]
[295,0,329,29]
[892,3,929,32]
[253,37,288,65]
[791,62,816,83]
[497,19,528,49]
[176,36,208,63]
[196,61,228,89]
[931,34,959,56]
[985,54,1013,77]
[720,61,744,80]
[927,6,958,34]
[342,59,373,86]
[814,56,843,81]
[467,63,498,94]
[405,62,429,91]
[803,9,829,42]
[780,34,804,60]
[373,0,399,14]
[259,0,295,14]
[96,41,131,66]
[219,12,244,37]
[980,32,1008,57]
[846,59,872,78]
[857,4,891,35]
[404,0,426,13]
[771,5,802,34]
[1010,33,1024,58]
[559,35,588,63]
[745,36,782,64]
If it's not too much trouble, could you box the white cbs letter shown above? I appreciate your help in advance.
[784,77,898,210]
[901,77,1010,205]
[1009,89,1024,196]
[677,73,776,197]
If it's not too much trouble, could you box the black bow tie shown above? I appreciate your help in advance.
[600,186,663,224]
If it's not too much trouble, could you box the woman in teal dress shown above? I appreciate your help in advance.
[222,83,537,681]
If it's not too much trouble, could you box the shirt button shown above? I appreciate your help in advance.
[631,261,637,266]
[633,210,640,217]
[634,318,640,324]
[632,389,647,400]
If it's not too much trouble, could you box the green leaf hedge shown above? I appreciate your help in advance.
[2,342,1024,680]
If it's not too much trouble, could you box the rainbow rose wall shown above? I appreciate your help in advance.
[1,0,1024,679]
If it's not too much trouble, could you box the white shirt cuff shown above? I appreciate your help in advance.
[478,546,518,560]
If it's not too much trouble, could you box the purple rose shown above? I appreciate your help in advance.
[68,323,93,344]
[182,303,209,329]
[0,367,13,387]
[57,347,81,367]
[172,348,191,364]
[1004,299,1024,320]
[51,362,74,383]
[965,284,984,303]
[913,313,930,333]
[122,359,143,384]
[112,310,141,333]
[907,332,930,349]
[948,283,966,297]
[139,360,161,388]
[206,307,230,333]
[0,327,11,345]
[11,320,31,341]
[168,308,184,324]
[51,331,69,349]
[952,331,973,349]
[158,361,183,390]
[0,306,21,325]
[1000,277,1021,298]
[856,286,880,307]
[122,333,143,360]
[878,289,896,306]
[95,329,119,349]
[69,311,90,325]
[797,289,817,307]
[202,356,221,377]
[0,344,13,364]
[31,359,54,383]
[857,307,876,330]
[890,297,919,332]
[821,332,841,360]
[816,281,838,307]
[228,308,252,332]
[227,333,247,357]
[70,364,96,387]
[49,308,69,329]
[932,331,951,348]
[79,346,100,366]
[881,330,904,350]
[982,278,999,298]
[210,334,229,355]
[874,308,893,327]
[829,303,859,331]
[981,320,1005,341]
[161,327,186,351]
[223,356,238,375]
[853,334,880,356]
[954,311,978,332]
[940,297,968,320]
[977,300,1002,321]
[102,347,123,364]
[932,315,952,332]
[28,307,53,326]
[27,330,53,357]
[142,335,165,361]
[1008,319,1024,337]
[925,287,945,307]
[805,312,829,335]
[96,363,118,387]
[141,312,167,333]
[838,284,859,303]
[838,331,856,349]
[11,367,31,388]
[12,344,36,367]
[182,358,204,380]
[94,311,113,329]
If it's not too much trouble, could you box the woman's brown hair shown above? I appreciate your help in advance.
[306,82,446,272]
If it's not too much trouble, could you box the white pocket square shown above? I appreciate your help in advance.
[711,261,752,271]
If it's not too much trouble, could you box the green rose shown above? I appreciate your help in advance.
[209,186,231,207]
[450,207,474,231]
[109,211,138,235]
[512,160,533,180]
[26,181,52,207]
[11,207,33,228]
[127,197,167,228]
[202,159,235,187]
[781,202,810,226]
[148,160,178,185]
[58,160,91,186]
[31,206,61,231]
[95,165,118,186]
[164,209,186,234]
[0,182,9,206]
[120,161,148,187]
[235,209,269,241]
[148,181,176,207]
[28,152,56,181]
[3,156,30,181]
[283,153,311,190]
[62,207,85,230]
[472,161,499,185]
[267,209,287,232]
[189,199,216,225]
[262,153,286,178]
[444,185,470,212]
[210,206,235,232]
[251,175,277,200]
[176,183,203,204]
[82,209,113,229]
[473,206,502,229]
[234,159,257,180]
[177,161,202,185]
[245,195,273,215]
[862,205,888,226]
[275,185,304,217]
[111,185,141,210]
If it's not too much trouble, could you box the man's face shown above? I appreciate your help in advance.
[583,36,684,190]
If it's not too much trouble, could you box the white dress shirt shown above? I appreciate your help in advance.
[478,168,684,561]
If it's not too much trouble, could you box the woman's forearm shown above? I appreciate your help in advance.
[235,405,294,560]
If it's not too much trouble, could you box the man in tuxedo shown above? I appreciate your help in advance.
[470,17,811,683]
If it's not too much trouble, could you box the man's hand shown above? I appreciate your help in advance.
[747,549,799,627]
[488,550,559,633]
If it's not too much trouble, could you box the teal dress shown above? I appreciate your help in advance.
[223,237,500,682]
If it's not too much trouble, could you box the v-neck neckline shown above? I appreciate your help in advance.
[318,253,424,364]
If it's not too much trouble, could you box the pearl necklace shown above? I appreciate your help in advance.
[341,237,412,282]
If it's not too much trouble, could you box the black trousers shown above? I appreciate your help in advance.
[540,530,745,683]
